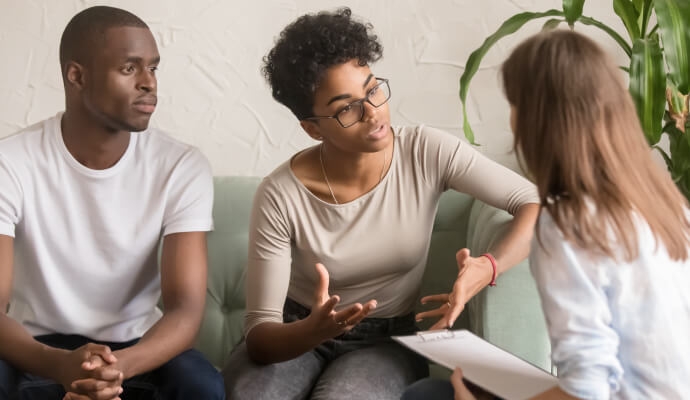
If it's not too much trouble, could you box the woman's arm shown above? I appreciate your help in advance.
[412,126,541,327]
[245,179,376,364]
[416,203,539,328]
[246,263,376,364]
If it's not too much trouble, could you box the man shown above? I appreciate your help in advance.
[0,6,224,399]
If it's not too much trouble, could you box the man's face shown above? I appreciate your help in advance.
[82,26,160,133]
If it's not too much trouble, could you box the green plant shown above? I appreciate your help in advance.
[460,0,690,199]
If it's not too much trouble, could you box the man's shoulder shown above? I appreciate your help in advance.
[136,127,195,154]
[134,127,209,168]
[0,119,51,155]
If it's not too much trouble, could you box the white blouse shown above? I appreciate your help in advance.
[530,211,690,399]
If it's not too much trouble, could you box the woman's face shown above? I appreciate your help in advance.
[304,59,392,154]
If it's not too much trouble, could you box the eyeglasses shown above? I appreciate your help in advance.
[304,78,391,128]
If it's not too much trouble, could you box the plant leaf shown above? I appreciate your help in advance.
[459,9,564,144]
[542,18,564,31]
[654,0,690,93]
[578,16,632,56]
[665,121,690,175]
[614,0,642,40]
[640,0,654,36]
[630,37,666,145]
[632,0,644,13]
[563,0,586,27]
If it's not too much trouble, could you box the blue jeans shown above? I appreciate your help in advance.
[0,334,224,400]
[401,377,503,400]
[223,298,429,400]
[401,378,454,400]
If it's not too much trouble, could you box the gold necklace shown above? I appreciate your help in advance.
[319,143,387,205]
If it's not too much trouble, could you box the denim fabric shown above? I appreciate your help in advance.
[401,377,504,400]
[223,298,429,400]
[400,378,454,400]
[0,334,224,400]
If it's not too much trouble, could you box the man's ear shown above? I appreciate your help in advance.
[64,61,86,91]
[300,120,324,141]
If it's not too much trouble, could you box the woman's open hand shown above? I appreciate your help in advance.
[416,249,493,329]
[306,263,377,342]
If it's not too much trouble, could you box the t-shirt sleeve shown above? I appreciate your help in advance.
[416,125,539,215]
[244,177,293,336]
[162,148,214,236]
[529,213,624,399]
[0,154,22,237]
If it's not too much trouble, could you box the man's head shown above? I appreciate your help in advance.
[60,6,160,132]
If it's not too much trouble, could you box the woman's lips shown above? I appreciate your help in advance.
[367,123,388,140]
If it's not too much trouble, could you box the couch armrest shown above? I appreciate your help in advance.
[464,200,552,371]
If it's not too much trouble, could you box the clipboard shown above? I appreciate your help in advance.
[393,329,557,400]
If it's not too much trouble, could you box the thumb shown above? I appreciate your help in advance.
[314,263,330,304]
[455,248,471,272]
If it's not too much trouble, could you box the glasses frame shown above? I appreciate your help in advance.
[304,77,391,128]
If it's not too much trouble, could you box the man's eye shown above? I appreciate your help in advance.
[149,66,158,73]
[123,65,135,73]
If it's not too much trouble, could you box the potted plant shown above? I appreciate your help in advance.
[460,0,690,198]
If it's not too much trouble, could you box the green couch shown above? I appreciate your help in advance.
[196,176,552,374]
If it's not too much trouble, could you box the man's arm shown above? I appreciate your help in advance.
[109,231,208,379]
[0,234,61,379]
[0,235,121,393]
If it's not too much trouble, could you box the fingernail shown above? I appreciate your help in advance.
[119,387,124,394]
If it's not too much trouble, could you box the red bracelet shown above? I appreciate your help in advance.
[480,253,497,287]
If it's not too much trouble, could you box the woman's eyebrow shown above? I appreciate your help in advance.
[326,74,375,105]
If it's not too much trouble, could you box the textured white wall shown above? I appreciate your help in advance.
[0,0,628,176]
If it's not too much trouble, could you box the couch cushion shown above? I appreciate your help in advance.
[196,176,260,368]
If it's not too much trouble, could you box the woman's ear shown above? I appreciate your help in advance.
[300,120,323,141]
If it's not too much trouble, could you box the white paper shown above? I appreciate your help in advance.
[393,329,557,400]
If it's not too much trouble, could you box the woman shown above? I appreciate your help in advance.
[404,30,690,400]
[223,8,540,400]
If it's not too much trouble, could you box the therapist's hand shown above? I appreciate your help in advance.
[451,368,477,400]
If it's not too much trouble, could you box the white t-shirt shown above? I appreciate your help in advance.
[0,113,214,342]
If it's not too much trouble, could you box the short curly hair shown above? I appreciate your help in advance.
[262,8,383,120]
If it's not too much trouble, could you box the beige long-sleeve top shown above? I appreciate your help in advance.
[245,125,539,335]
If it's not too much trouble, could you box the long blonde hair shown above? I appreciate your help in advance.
[502,30,690,261]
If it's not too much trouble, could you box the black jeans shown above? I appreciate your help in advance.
[0,334,224,400]
[223,298,429,400]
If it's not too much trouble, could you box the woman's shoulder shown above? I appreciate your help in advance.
[395,125,463,147]
[257,159,297,198]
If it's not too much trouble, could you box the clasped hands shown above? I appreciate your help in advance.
[415,248,494,329]
[57,343,125,400]
[306,263,377,341]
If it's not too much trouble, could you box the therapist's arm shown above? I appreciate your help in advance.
[450,368,580,400]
